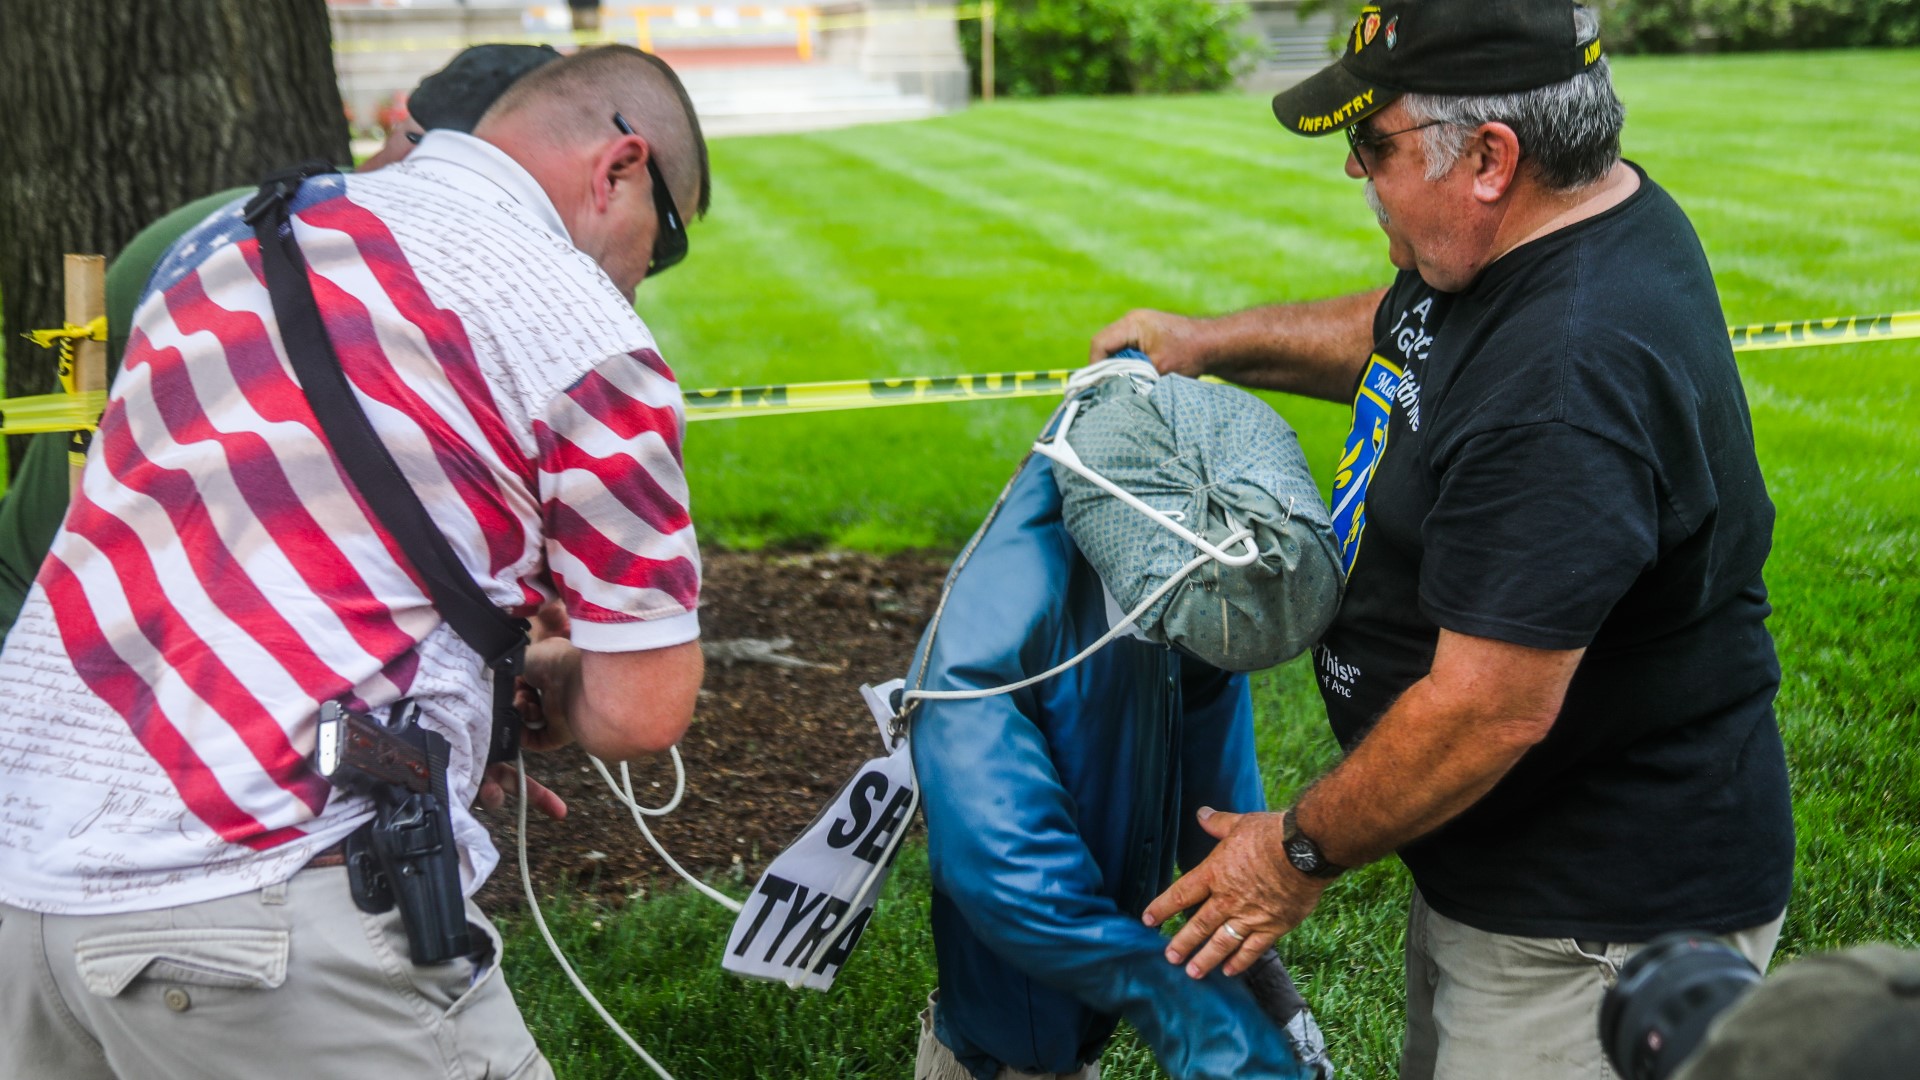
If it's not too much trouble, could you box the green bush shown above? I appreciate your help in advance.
[1302,0,1917,53]
[959,0,1254,97]
[1592,0,1918,52]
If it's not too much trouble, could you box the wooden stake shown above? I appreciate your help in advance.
[65,254,107,499]
[981,0,994,103]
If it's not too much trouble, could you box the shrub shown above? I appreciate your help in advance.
[1300,0,1917,53]
[959,0,1254,98]
[1594,0,1919,52]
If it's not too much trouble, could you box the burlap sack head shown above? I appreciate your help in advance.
[1051,372,1341,671]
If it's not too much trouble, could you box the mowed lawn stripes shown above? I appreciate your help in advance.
[502,49,1920,1079]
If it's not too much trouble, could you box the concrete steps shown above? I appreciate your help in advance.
[349,61,947,156]
[675,63,945,137]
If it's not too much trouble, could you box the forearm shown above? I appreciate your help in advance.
[1293,635,1581,868]
[1199,288,1386,402]
[525,638,702,760]
[1292,680,1531,867]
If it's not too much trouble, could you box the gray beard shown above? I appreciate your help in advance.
[1364,180,1390,227]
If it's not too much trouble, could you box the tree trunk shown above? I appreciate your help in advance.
[0,0,350,468]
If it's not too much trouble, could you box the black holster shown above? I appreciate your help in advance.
[325,701,473,966]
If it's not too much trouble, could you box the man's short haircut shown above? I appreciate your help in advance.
[480,45,711,217]
[1401,6,1624,192]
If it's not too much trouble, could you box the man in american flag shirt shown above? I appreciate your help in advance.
[0,47,707,1080]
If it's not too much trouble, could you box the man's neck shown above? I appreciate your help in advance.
[1488,161,1641,265]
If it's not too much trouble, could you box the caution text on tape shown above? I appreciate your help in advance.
[683,368,1076,421]
[4,310,1913,436]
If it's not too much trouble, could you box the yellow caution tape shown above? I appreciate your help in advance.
[1724,310,1919,353]
[682,309,1920,423]
[684,368,1076,422]
[23,317,106,353]
[0,390,108,436]
[2,311,1913,436]
[15,319,109,447]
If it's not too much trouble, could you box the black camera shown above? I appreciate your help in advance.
[1599,932,1763,1080]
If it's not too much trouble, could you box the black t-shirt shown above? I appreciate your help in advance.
[1316,164,1794,939]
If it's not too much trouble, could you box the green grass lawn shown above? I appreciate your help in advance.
[498,49,1920,1078]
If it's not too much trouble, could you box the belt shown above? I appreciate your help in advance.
[306,838,350,869]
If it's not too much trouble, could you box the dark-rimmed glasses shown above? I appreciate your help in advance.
[1346,118,1447,176]
[614,112,689,276]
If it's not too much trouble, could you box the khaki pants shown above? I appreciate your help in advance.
[916,993,1100,1080]
[1400,889,1785,1080]
[0,865,551,1080]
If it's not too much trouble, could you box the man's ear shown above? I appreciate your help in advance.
[591,134,651,214]
[1468,122,1522,205]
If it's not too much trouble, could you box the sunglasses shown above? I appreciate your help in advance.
[614,112,689,276]
[1345,118,1446,176]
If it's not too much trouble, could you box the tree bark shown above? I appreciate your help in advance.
[0,0,350,464]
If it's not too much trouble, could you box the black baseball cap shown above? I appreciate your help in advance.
[1272,0,1603,137]
[409,44,563,133]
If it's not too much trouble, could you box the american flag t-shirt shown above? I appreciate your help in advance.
[0,133,700,914]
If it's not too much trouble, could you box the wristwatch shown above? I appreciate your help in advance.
[1281,810,1346,880]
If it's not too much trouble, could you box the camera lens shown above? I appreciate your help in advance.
[1600,932,1762,1080]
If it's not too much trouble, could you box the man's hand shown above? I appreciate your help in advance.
[517,638,702,762]
[1090,289,1385,401]
[1089,308,1215,377]
[476,762,568,820]
[529,598,571,642]
[1143,808,1329,979]
[517,636,583,753]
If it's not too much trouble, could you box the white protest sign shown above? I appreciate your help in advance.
[722,680,914,991]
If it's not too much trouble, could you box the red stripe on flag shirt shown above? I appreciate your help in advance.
[0,132,700,914]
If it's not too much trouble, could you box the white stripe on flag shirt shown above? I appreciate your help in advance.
[0,132,700,915]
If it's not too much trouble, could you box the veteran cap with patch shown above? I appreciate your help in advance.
[1272,0,1604,137]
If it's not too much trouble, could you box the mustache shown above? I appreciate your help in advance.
[1364,180,1390,227]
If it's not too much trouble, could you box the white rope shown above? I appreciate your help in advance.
[617,750,686,814]
[898,546,1225,703]
[1065,355,1158,396]
[589,752,744,913]
[1032,438,1259,568]
[516,753,679,1080]
[512,729,741,1080]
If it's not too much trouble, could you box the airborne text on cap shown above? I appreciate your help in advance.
[1299,89,1376,133]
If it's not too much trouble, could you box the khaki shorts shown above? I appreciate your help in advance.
[0,865,552,1080]
[1400,889,1785,1080]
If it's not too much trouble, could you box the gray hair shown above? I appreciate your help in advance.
[1400,6,1624,191]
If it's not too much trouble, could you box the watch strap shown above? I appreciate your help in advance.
[1283,809,1347,880]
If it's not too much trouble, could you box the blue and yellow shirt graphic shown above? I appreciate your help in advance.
[1330,353,1403,575]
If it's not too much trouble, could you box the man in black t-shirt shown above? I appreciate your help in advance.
[1093,2,1793,1076]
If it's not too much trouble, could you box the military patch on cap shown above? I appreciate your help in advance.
[1273,0,1607,138]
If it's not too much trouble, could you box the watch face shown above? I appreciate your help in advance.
[1286,837,1322,873]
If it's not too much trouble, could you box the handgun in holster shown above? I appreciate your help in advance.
[313,699,473,965]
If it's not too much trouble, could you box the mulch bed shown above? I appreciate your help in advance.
[473,548,951,912]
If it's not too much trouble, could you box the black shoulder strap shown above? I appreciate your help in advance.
[247,162,527,762]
